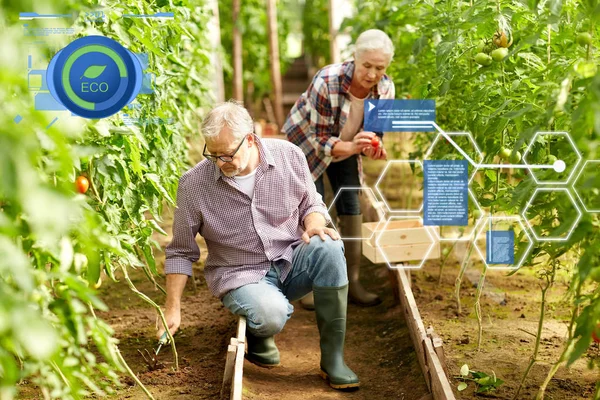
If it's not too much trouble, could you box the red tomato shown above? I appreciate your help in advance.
[76,176,89,194]
[371,137,380,148]
[593,324,600,343]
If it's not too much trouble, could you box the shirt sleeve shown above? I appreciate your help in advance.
[308,76,341,158]
[294,147,332,227]
[164,175,201,276]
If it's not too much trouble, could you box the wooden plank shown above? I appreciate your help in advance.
[424,339,456,400]
[396,269,456,400]
[427,327,449,378]
[363,240,440,264]
[362,220,440,246]
[236,316,246,343]
[220,344,237,400]
[395,269,429,390]
[231,342,245,400]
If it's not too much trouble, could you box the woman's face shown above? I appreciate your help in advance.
[353,50,390,91]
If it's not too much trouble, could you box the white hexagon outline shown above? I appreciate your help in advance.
[522,131,582,185]
[472,216,534,271]
[327,186,387,241]
[375,160,423,213]
[423,131,484,184]
[429,188,486,242]
[374,215,438,270]
[572,159,600,213]
[521,187,583,242]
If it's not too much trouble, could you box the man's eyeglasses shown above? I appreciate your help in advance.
[203,135,247,163]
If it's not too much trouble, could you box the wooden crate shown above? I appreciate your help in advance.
[362,219,440,264]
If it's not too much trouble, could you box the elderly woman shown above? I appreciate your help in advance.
[283,29,395,308]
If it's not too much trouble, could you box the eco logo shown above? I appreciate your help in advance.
[47,35,142,119]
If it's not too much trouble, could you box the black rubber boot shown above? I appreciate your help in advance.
[339,215,381,307]
[245,332,280,368]
[313,284,359,390]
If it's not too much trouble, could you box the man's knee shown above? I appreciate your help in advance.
[248,298,291,337]
[307,235,345,264]
[306,236,347,284]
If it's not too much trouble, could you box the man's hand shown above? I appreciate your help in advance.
[157,306,181,339]
[157,274,188,340]
[301,226,341,243]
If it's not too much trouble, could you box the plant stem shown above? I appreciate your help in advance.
[120,264,179,371]
[438,240,458,286]
[475,263,487,351]
[455,241,473,315]
[115,345,156,400]
[514,261,557,399]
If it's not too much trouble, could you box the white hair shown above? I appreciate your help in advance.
[200,100,253,140]
[354,29,394,64]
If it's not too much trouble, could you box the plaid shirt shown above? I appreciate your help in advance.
[282,61,395,181]
[164,136,331,299]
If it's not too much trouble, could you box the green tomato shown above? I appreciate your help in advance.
[500,147,512,160]
[472,209,482,219]
[476,39,486,53]
[547,155,557,164]
[509,151,522,164]
[474,53,493,66]
[442,247,451,257]
[491,47,509,62]
[577,32,592,47]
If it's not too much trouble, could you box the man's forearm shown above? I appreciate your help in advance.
[304,211,327,231]
[166,274,188,309]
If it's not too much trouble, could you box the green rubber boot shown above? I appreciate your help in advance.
[245,332,280,368]
[313,284,360,390]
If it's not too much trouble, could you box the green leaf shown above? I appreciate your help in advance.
[81,65,107,79]
[458,382,468,391]
[145,173,175,205]
[460,364,470,377]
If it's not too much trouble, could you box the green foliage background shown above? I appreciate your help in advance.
[0,0,214,398]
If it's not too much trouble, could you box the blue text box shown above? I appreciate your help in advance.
[486,230,515,264]
[364,99,435,132]
[424,160,468,226]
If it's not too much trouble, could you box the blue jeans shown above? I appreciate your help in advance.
[314,155,361,216]
[222,236,348,337]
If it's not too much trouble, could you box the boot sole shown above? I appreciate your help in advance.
[245,354,280,369]
[319,369,360,390]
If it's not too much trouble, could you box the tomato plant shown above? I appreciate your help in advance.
[346,0,600,398]
[1,0,215,398]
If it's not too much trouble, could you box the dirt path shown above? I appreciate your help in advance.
[243,262,428,400]
[86,206,429,400]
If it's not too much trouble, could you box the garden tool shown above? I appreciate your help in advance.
[138,332,169,370]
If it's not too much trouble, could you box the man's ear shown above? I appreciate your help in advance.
[247,133,255,146]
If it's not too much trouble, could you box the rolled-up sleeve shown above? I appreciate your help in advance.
[164,175,201,276]
[294,148,332,227]
[308,77,341,158]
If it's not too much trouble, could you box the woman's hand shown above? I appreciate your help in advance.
[352,131,377,155]
[362,137,387,160]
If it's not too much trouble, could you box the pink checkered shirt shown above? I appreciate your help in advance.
[164,136,331,298]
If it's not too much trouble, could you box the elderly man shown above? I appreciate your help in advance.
[157,101,359,390]
[283,29,396,309]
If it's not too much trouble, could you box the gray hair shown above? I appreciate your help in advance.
[354,29,394,64]
[200,100,253,140]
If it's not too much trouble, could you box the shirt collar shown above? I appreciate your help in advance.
[341,60,382,98]
[212,134,274,182]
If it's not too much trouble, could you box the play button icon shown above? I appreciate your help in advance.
[368,101,376,112]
